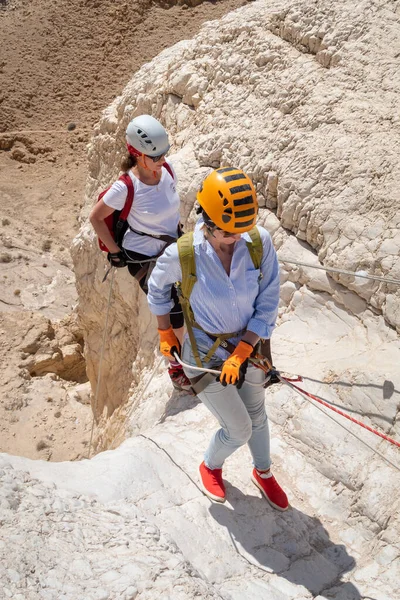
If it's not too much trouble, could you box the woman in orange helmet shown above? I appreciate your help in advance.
[147,167,289,510]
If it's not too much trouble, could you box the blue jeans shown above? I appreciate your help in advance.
[182,339,271,471]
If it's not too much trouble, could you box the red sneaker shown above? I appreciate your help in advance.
[251,468,289,511]
[199,461,226,503]
[168,365,194,394]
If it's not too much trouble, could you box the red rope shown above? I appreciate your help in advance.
[250,355,399,449]
[282,377,400,449]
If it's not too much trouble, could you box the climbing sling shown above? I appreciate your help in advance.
[176,227,263,372]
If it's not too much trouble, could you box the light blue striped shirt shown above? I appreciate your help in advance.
[147,220,280,360]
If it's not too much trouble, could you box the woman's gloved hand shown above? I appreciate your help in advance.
[158,326,181,359]
[107,251,127,268]
[218,340,253,388]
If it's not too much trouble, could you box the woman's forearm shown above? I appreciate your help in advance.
[90,216,121,254]
[242,331,260,348]
[157,314,172,330]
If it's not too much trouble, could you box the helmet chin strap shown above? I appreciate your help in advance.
[204,224,217,239]
[137,154,157,178]
[126,145,158,177]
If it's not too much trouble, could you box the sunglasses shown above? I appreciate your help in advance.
[206,223,238,238]
[147,153,166,163]
[216,228,240,238]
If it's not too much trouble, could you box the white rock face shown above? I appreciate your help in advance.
[2,0,396,598]
[0,460,220,600]
[72,0,400,425]
[2,382,400,600]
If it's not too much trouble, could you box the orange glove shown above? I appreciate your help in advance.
[158,326,181,359]
[218,341,253,388]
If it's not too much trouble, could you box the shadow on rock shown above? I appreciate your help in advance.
[295,376,398,425]
[208,483,362,599]
[158,389,201,424]
[302,375,398,400]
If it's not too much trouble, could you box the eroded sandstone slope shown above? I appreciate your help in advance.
[0,0,248,459]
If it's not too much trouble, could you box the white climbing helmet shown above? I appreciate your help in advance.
[126,115,170,157]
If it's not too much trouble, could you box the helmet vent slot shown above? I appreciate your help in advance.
[224,173,246,183]
[230,184,252,194]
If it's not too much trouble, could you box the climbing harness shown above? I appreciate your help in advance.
[176,227,263,370]
[102,231,179,285]
[127,226,177,244]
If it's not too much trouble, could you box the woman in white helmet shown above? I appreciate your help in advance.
[90,114,191,392]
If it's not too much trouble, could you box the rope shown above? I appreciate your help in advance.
[279,376,400,449]
[174,354,400,456]
[87,268,115,459]
[279,377,400,473]
[109,355,165,449]
[279,258,400,286]
[173,353,271,387]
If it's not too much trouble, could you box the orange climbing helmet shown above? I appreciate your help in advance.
[196,167,258,233]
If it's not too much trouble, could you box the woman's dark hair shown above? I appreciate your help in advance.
[200,208,215,229]
[120,153,137,172]
[195,204,217,230]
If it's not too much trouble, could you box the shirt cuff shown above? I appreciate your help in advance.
[246,317,275,340]
[147,298,175,316]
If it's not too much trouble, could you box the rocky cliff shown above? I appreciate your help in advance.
[72,0,400,427]
[2,1,400,598]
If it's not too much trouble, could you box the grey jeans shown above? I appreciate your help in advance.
[182,339,271,471]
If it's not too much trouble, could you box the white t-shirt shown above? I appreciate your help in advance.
[102,164,180,256]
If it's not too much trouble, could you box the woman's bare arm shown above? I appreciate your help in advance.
[89,201,121,254]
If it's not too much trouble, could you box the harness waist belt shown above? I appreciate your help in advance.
[128,225,177,244]
[192,328,246,364]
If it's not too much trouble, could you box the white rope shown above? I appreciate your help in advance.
[173,353,220,375]
[279,258,400,286]
[173,353,269,387]
[87,268,115,459]
[122,357,164,426]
